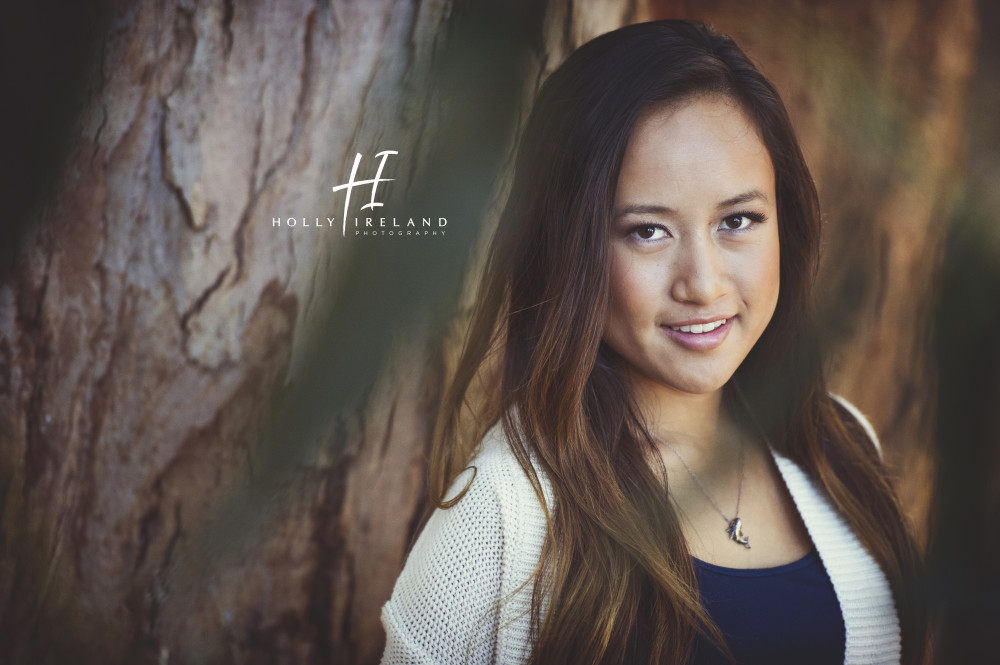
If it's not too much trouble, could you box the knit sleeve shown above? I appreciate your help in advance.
[380,452,511,664]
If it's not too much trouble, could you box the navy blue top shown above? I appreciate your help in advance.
[690,549,845,664]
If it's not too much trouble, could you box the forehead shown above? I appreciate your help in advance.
[616,95,774,209]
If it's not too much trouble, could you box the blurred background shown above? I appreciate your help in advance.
[0,0,995,663]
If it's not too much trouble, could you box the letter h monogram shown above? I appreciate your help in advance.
[332,150,398,236]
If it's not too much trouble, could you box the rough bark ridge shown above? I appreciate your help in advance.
[1,1,452,663]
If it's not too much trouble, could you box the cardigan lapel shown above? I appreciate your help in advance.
[769,450,901,664]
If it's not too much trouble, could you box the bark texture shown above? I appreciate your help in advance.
[1,1,456,663]
[0,1,976,664]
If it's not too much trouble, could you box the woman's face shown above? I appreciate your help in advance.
[604,95,780,401]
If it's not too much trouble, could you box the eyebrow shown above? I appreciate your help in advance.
[613,190,770,221]
[613,203,676,219]
[717,190,769,208]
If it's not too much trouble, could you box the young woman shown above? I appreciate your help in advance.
[380,20,924,665]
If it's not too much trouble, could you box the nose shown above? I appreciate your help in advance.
[670,237,728,305]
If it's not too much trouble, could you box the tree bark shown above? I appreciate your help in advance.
[1,1,460,663]
[0,1,976,664]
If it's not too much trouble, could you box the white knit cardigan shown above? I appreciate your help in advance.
[380,397,901,664]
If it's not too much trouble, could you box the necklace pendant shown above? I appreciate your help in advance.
[726,517,751,549]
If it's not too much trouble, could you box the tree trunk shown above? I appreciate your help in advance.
[0,1,975,664]
[0,1,464,663]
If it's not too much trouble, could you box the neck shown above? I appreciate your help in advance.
[631,377,729,453]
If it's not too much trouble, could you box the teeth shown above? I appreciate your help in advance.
[669,318,727,334]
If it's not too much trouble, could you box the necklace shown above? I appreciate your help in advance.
[652,433,751,549]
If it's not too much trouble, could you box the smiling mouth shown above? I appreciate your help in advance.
[666,318,728,334]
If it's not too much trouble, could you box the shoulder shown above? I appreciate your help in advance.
[444,421,553,519]
[829,393,882,458]
[380,421,548,664]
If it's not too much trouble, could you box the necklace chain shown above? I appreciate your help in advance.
[652,433,745,525]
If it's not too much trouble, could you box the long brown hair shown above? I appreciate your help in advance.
[429,20,925,664]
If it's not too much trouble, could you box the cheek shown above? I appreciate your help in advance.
[764,246,780,302]
[754,233,781,319]
[605,255,652,339]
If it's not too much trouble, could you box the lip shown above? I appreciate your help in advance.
[663,315,733,327]
[660,317,733,351]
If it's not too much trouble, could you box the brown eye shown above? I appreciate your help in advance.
[628,224,668,242]
[719,212,766,232]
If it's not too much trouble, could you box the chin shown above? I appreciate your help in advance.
[675,379,729,396]
[666,360,743,396]
[651,371,733,397]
